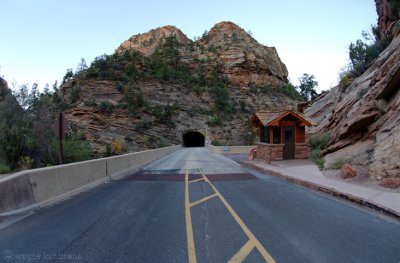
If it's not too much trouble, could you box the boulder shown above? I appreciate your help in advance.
[340,164,357,179]
[379,178,400,189]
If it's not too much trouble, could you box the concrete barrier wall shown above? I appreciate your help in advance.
[207,145,256,155]
[0,173,35,214]
[0,145,180,215]
[106,145,181,179]
[29,158,107,203]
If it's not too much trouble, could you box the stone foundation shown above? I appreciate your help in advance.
[295,143,310,159]
[254,143,310,162]
[254,143,284,162]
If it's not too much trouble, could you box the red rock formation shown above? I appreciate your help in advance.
[305,0,400,179]
[115,21,288,87]
[375,0,400,39]
[341,164,357,179]
[379,178,400,188]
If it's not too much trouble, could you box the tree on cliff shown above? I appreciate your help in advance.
[298,73,318,101]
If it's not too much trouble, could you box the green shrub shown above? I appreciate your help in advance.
[104,144,112,157]
[309,133,330,150]
[211,140,222,146]
[157,138,170,148]
[0,163,11,174]
[328,158,351,170]
[52,133,92,163]
[311,148,325,169]
[349,26,389,76]
[207,116,222,126]
[84,99,97,107]
[136,119,152,129]
[339,73,352,89]
[97,101,114,114]
[69,87,80,103]
[376,99,390,114]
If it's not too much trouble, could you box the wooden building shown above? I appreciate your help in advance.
[249,110,314,161]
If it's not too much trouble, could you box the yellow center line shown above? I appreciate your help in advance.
[189,177,205,183]
[228,240,256,263]
[185,168,197,263]
[199,169,276,263]
[190,193,218,208]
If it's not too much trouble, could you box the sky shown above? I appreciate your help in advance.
[1,0,378,92]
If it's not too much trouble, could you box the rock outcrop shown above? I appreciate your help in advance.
[375,0,400,39]
[198,21,288,87]
[115,25,191,56]
[60,22,297,156]
[305,0,400,179]
[116,21,288,87]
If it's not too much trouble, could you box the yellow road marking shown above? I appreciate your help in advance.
[190,193,218,208]
[185,168,197,263]
[228,240,255,263]
[199,169,276,263]
[189,177,205,183]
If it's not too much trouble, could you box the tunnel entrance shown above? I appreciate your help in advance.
[182,131,205,147]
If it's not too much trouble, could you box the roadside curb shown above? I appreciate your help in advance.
[243,162,400,220]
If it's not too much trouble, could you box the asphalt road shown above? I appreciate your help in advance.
[0,148,399,263]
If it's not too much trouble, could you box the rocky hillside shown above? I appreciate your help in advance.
[59,21,299,156]
[305,0,400,179]
[116,21,288,87]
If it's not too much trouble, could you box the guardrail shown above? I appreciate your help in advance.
[0,145,180,216]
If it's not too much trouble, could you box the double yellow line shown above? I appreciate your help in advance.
[185,168,276,263]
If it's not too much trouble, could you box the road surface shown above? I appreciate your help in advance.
[0,148,399,262]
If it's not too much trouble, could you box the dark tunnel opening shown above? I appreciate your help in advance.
[182,131,205,147]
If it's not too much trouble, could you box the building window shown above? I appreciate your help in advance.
[273,126,281,144]
[260,127,270,143]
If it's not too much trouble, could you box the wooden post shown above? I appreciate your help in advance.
[58,112,64,165]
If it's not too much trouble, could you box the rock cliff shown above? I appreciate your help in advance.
[305,0,400,179]
[116,21,288,87]
[60,22,297,156]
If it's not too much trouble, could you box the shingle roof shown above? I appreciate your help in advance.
[250,110,315,127]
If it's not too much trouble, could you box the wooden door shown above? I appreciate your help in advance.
[283,126,295,159]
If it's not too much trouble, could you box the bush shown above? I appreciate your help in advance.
[136,119,152,129]
[69,87,80,103]
[311,148,325,169]
[84,99,97,107]
[339,72,352,89]
[157,138,170,148]
[309,133,330,150]
[211,140,222,146]
[376,99,390,114]
[328,158,351,170]
[349,26,389,76]
[61,134,92,163]
[309,133,329,170]
[97,101,114,114]
[0,163,11,174]
[207,116,222,126]
[113,140,124,154]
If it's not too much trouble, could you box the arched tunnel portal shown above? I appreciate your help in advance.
[182,130,205,147]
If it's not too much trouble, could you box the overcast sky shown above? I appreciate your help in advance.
[1,0,377,92]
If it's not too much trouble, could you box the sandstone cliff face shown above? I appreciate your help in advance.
[61,22,296,156]
[116,21,288,87]
[305,32,400,178]
[375,0,400,39]
[115,25,191,56]
[198,21,288,87]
